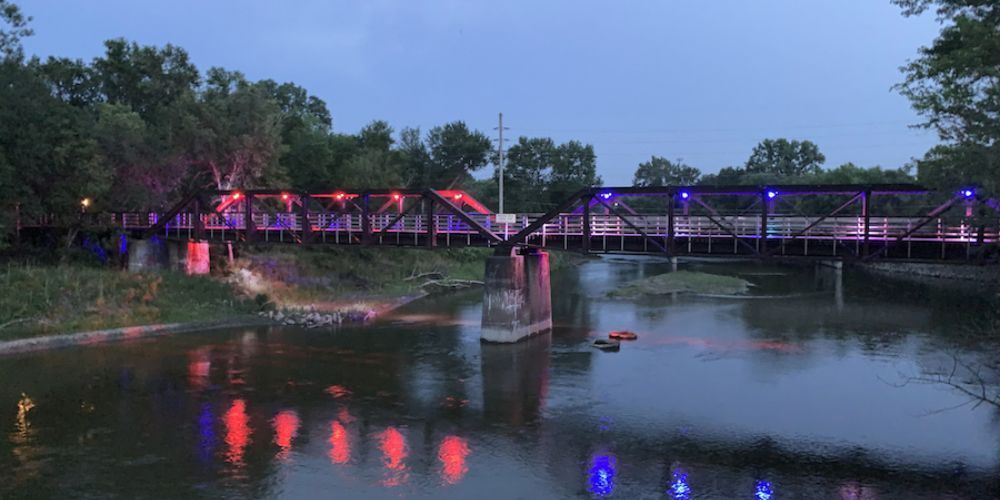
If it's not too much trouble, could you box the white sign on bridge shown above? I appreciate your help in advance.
[495,213,517,224]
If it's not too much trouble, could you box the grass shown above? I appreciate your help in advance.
[0,263,257,340]
[608,270,752,298]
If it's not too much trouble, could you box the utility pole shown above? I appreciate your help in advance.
[494,113,509,215]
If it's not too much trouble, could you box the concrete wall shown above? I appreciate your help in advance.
[481,249,553,343]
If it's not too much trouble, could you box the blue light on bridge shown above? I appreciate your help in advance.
[755,480,774,500]
[961,188,975,199]
[668,471,691,499]
[587,454,616,496]
[679,191,690,200]
[598,191,614,201]
[766,190,778,200]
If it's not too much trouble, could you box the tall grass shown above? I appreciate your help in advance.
[0,263,255,340]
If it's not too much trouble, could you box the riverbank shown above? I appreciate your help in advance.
[0,247,589,341]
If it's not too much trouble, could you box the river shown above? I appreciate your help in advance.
[1,257,998,498]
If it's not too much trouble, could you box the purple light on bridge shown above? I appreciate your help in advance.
[961,188,975,199]
[598,191,613,200]
[766,190,778,199]
[679,191,690,200]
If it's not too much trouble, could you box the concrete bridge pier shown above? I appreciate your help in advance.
[127,238,210,275]
[815,260,844,310]
[481,247,553,343]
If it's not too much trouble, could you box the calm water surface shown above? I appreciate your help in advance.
[1,257,999,498]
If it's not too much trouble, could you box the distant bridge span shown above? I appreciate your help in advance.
[25,184,1000,262]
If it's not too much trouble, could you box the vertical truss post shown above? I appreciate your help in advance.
[425,196,437,248]
[862,190,871,257]
[667,193,676,254]
[244,192,256,243]
[759,190,769,254]
[299,194,313,244]
[192,195,205,241]
[361,192,371,245]
[582,194,592,253]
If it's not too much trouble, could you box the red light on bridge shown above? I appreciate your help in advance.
[231,192,242,200]
[335,192,346,200]
[392,194,400,201]
[281,193,290,201]
[453,193,463,201]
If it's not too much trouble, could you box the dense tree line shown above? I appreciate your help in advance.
[1,0,996,244]
[0,1,604,244]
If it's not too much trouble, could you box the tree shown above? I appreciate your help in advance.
[745,138,825,176]
[425,121,492,188]
[93,39,199,120]
[398,126,430,187]
[0,60,110,247]
[632,156,700,187]
[0,0,31,61]
[502,137,555,212]
[893,0,1000,194]
[549,140,601,203]
[182,68,285,189]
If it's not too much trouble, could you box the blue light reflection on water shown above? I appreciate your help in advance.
[198,403,216,463]
[668,470,691,499]
[755,479,774,499]
[588,454,616,496]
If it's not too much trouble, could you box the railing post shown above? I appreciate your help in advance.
[244,192,256,243]
[299,194,312,244]
[582,194,592,253]
[361,193,371,245]
[425,196,437,248]
[862,190,871,257]
[192,195,205,241]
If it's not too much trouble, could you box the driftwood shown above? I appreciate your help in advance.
[404,271,444,282]
[419,278,484,293]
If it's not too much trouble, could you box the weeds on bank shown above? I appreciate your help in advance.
[0,263,255,340]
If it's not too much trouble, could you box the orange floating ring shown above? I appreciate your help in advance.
[609,330,638,341]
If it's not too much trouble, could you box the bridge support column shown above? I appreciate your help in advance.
[481,248,552,343]
[127,238,168,272]
[128,238,210,275]
[174,241,211,275]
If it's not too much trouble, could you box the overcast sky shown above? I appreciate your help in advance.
[20,0,942,185]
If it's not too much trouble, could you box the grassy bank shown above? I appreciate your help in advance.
[0,246,590,340]
[0,263,258,340]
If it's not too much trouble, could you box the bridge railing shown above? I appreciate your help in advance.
[23,211,1000,245]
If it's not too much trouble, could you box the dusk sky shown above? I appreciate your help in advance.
[20,1,942,185]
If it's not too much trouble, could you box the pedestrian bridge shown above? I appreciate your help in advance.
[43,183,999,262]
[20,183,999,343]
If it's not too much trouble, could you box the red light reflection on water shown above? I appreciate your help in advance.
[438,435,470,485]
[223,399,251,465]
[378,427,409,487]
[273,410,300,461]
[325,385,352,399]
[187,348,211,389]
[329,421,351,464]
[838,482,879,499]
